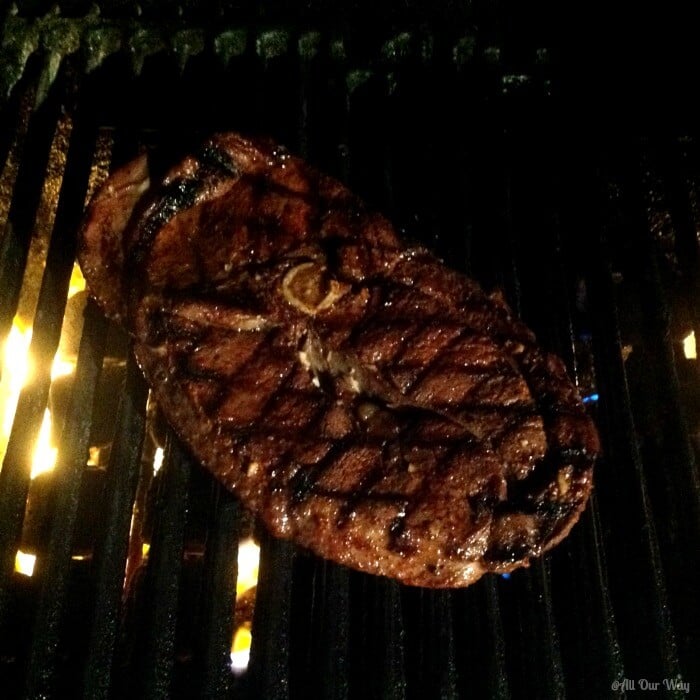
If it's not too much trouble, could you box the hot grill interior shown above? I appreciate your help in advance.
[0,3,699,698]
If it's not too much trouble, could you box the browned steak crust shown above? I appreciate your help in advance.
[79,133,599,587]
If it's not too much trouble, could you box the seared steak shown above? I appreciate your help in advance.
[79,133,599,587]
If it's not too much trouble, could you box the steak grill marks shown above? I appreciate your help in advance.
[161,294,543,512]
[79,132,599,587]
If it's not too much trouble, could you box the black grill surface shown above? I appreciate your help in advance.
[0,5,699,699]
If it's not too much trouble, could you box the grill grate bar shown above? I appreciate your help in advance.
[654,140,700,690]
[635,152,700,520]
[373,580,406,700]
[196,485,240,699]
[588,220,682,684]
[534,562,566,697]
[623,149,700,690]
[502,564,566,699]
[0,64,64,363]
[582,493,626,692]
[483,579,511,699]
[660,137,700,337]
[449,579,510,699]
[247,532,295,700]
[24,298,108,698]
[131,431,191,699]
[81,354,148,700]
[404,587,458,699]
[0,83,34,236]
[427,590,459,699]
[316,563,350,700]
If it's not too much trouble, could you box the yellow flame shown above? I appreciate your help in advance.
[87,446,101,466]
[1,316,77,472]
[51,356,75,380]
[230,625,252,674]
[14,550,36,577]
[67,263,86,299]
[232,624,252,652]
[237,538,260,597]
[142,542,150,558]
[152,447,164,475]
[1,321,32,438]
[229,539,259,674]
[30,408,58,479]
[683,331,696,360]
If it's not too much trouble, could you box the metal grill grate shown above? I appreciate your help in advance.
[0,10,699,699]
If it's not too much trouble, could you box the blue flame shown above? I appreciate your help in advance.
[582,393,599,404]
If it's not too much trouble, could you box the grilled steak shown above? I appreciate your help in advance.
[79,133,599,587]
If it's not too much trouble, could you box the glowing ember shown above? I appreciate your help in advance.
[683,331,696,360]
[236,538,260,596]
[31,408,58,479]
[152,447,165,475]
[230,624,252,675]
[14,550,36,577]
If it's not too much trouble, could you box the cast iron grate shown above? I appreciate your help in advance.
[0,12,698,699]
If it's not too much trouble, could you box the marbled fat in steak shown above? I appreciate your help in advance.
[78,133,599,587]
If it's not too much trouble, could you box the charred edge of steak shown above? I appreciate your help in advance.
[479,446,594,566]
[126,177,201,272]
[125,141,242,288]
[196,143,240,177]
[491,446,593,515]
